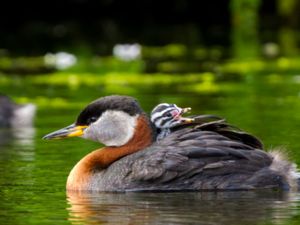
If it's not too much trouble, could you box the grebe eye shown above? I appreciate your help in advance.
[165,112,173,117]
[87,116,98,124]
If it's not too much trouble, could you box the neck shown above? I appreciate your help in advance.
[66,115,154,191]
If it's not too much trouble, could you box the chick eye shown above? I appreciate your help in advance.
[87,116,98,124]
[165,112,173,117]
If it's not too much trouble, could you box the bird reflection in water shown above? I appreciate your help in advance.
[67,191,300,225]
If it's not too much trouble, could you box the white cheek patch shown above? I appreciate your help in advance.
[83,110,138,146]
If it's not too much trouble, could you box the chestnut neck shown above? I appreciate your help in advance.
[67,114,154,191]
[90,114,153,168]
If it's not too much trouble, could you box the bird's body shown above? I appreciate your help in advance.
[44,95,299,192]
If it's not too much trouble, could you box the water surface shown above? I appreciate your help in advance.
[1,72,300,224]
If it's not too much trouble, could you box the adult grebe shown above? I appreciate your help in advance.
[43,95,299,192]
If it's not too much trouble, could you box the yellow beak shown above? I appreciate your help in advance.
[43,124,88,140]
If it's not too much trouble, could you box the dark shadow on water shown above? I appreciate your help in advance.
[67,190,300,225]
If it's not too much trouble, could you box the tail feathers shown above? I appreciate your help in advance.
[269,149,300,191]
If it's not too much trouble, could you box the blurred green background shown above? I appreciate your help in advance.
[2,0,300,73]
[1,1,300,224]
[1,0,300,157]
[1,0,300,143]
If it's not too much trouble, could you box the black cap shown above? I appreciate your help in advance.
[76,95,143,125]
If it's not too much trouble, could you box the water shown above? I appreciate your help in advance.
[67,191,300,225]
[1,71,300,224]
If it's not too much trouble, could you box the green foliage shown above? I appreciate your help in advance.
[278,0,297,16]
[67,56,145,74]
[0,56,54,74]
[142,44,187,59]
[230,0,261,59]
[221,57,300,74]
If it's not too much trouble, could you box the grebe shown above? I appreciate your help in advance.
[151,103,192,141]
[43,95,299,192]
[151,103,222,141]
[0,95,36,128]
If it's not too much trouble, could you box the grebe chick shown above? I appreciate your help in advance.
[151,103,221,141]
[43,95,299,192]
[151,103,192,141]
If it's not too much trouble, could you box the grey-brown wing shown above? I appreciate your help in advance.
[172,119,264,149]
[196,121,264,149]
[129,129,271,187]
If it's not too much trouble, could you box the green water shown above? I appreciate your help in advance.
[1,71,300,225]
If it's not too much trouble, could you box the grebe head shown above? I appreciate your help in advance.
[43,95,146,146]
[151,103,193,129]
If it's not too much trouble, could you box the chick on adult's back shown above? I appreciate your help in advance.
[43,95,299,192]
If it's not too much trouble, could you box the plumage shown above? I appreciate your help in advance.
[88,128,273,191]
[43,95,299,192]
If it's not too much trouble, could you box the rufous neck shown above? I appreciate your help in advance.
[92,114,154,168]
[67,115,154,191]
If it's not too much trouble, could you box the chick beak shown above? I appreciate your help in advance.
[43,124,88,140]
[180,117,195,123]
[181,107,191,114]
[176,107,194,123]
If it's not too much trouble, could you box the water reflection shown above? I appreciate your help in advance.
[0,127,36,190]
[67,191,300,225]
[0,127,36,151]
